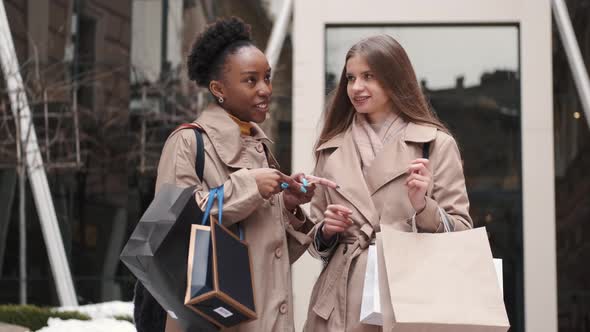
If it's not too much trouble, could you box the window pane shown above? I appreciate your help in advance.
[552,2,590,330]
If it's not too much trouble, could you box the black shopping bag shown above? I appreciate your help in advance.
[121,183,217,331]
[184,184,256,328]
[121,127,216,331]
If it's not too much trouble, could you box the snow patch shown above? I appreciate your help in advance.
[36,318,135,332]
[57,301,133,320]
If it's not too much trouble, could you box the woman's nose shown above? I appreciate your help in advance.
[257,83,271,96]
[352,79,364,92]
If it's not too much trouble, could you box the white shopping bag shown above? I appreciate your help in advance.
[494,258,503,293]
[360,245,381,325]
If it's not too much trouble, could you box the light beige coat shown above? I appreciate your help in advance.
[304,122,473,332]
[156,104,314,332]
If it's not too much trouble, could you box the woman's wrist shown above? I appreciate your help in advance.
[415,196,427,214]
[320,223,335,241]
[284,201,298,213]
[282,192,297,212]
[290,206,301,219]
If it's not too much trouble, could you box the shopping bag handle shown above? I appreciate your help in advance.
[201,186,219,225]
[410,207,453,233]
[409,141,453,233]
[200,185,244,240]
[215,185,244,240]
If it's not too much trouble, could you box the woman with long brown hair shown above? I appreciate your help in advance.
[304,35,473,331]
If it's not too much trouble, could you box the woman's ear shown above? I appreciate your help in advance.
[209,80,224,100]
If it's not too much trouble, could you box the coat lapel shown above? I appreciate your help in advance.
[194,104,272,169]
[364,122,438,195]
[318,131,379,229]
[364,138,412,195]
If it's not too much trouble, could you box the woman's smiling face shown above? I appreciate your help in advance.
[215,46,272,123]
[346,54,393,122]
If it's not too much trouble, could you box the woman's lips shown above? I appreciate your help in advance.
[352,96,370,106]
[254,102,269,112]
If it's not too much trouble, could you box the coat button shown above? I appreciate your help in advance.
[269,196,275,205]
[279,302,288,314]
[275,247,283,258]
[255,144,264,153]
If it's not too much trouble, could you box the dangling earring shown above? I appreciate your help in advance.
[218,96,224,104]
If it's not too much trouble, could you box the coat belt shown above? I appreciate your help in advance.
[312,223,375,323]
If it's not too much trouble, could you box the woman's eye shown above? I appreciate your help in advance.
[246,77,256,84]
[264,74,271,82]
[346,75,355,82]
[364,73,374,80]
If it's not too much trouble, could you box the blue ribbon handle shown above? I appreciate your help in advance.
[201,186,219,225]
[217,184,224,223]
[200,184,243,240]
[217,185,244,240]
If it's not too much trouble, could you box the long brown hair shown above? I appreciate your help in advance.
[316,35,449,157]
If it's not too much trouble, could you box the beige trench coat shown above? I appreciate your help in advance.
[304,122,473,332]
[156,104,314,332]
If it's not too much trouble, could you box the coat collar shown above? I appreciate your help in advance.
[403,122,438,143]
[194,104,273,168]
[316,121,437,152]
[316,122,438,225]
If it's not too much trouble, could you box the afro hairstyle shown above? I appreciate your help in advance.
[187,16,254,87]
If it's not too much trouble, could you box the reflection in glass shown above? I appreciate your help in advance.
[553,3,590,330]
[326,25,523,331]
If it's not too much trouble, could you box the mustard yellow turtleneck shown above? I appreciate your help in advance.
[228,113,253,136]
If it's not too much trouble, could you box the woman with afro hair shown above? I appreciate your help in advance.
[136,17,335,332]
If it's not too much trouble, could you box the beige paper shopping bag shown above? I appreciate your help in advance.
[377,222,509,332]
[363,243,504,327]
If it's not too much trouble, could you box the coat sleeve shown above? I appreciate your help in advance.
[155,129,266,227]
[415,133,473,233]
[278,193,315,264]
[306,152,340,261]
